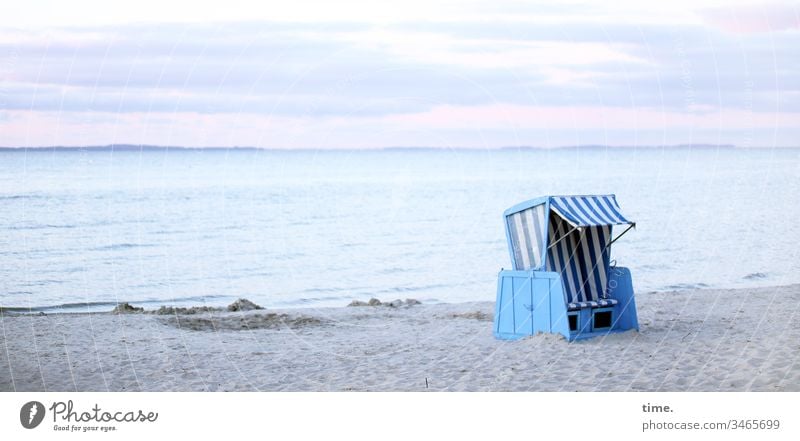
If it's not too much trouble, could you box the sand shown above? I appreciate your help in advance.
[1,285,799,391]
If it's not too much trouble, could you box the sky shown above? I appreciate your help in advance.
[0,0,798,148]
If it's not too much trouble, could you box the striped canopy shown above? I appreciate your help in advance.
[549,195,633,227]
[504,195,634,304]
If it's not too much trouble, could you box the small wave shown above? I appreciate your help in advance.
[662,282,711,290]
[137,294,231,304]
[743,272,768,280]
[8,223,78,230]
[375,283,449,294]
[0,300,121,313]
[378,267,409,275]
[293,298,322,304]
[638,264,668,270]
[92,243,156,251]
[151,229,187,235]
[0,294,234,313]
[279,295,350,306]
[218,224,248,231]
[0,194,48,201]
[339,242,366,248]
[19,279,66,287]
[302,286,368,294]
[272,252,306,261]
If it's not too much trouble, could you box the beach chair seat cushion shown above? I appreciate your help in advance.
[567,298,618,311]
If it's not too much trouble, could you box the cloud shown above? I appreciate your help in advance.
[1,1,798,147]
[375,103,800,130]
[699,2,800,33]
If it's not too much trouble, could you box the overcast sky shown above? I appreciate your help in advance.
[0,0,798,148]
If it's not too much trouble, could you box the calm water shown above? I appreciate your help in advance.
[1,147,798,312]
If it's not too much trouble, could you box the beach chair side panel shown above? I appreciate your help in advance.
[545,275,570,340]
[608,266,639,332]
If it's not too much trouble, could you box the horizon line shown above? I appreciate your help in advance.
[5,143,795,152]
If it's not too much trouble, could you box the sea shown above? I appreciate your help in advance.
[1,146,798,312]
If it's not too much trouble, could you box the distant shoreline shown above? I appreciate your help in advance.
[4,144,788,152]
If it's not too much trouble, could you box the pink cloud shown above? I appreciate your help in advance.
[374,103,800,130]
[699,2,800,33]
[0,111,302,148]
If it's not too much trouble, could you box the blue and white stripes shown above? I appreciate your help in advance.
[549,195,632,227]
[504,195,634,305]
[545,214,612,304]
[507,204,546,271]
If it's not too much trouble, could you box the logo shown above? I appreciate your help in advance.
[20,401,45,429]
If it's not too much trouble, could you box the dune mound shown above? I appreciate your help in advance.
[160,312,323,331]
[227,298,264,312]
[111,303,143,314]
[347,298,421,308]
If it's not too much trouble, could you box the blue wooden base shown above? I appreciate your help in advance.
[493,267,639,342]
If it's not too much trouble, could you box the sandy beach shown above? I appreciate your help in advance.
[2,285,799,392]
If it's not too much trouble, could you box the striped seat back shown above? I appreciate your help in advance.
[545,214,611,303]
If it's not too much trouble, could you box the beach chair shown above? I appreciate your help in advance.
[493,195,639,341]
